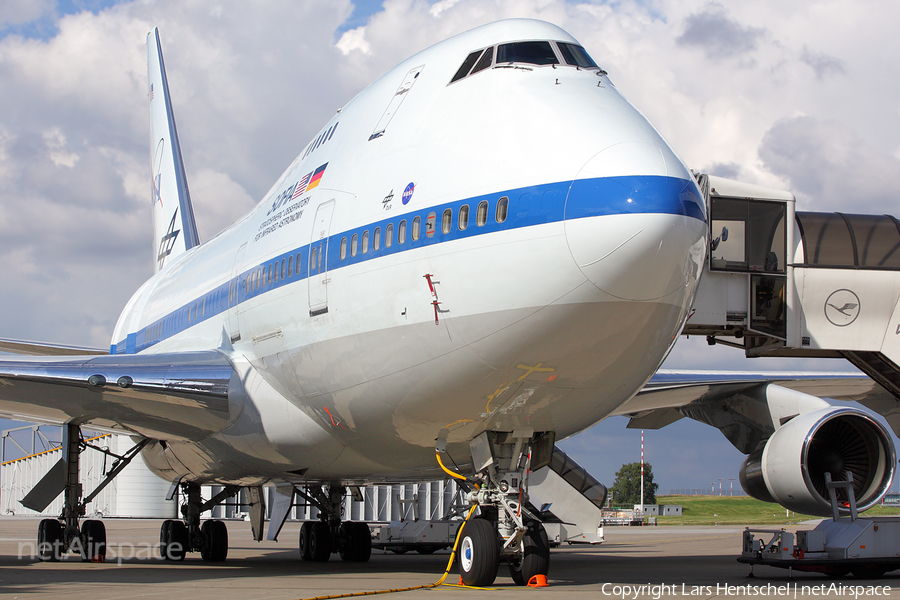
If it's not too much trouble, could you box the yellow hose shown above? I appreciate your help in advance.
[296,452,482,600]
[296,504,478,600]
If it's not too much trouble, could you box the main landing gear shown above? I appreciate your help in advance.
[32,424,148,562]
[159,481,238,562]
[296,484,372,563]
[441,430,552,587]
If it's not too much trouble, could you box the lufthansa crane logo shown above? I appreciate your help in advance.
[824,289,860,327]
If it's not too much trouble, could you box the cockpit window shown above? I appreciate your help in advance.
[451,47,494,84]
[450,50,482,83]
[557,43,598,69]
[497,41,558,66]
[471,46,493,75]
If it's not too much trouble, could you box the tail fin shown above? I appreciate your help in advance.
[147,27,200,273]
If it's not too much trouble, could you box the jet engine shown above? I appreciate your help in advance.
[739,406,895,516]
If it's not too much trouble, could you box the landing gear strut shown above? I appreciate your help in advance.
[159,481,237,562]
[33,423,148,562]
[296,484,371,563]
[444,430,553,587]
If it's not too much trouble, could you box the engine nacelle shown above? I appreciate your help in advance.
[740,406,895,516]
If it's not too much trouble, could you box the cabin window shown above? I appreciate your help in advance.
[281,258,286,280]
[255,269,261,290]
[340,237,347,259]
[288,255,294,277]
[412,216,421,241]
[557,42,598,69]
[496,196,508,223]
[398,220,407,244]
[273,262,279,283]
[425,212,436,238]
[476,200,489,226]
[310,247,318,271]
[386,223,393,248]
[362,230,369,254]
[374,227,381,250]
[202,298,205,316]
[296,252,302,273]
[497,41,558,66]
[351,233,358,257]
[459,204,469,231]
[442,208,452,234]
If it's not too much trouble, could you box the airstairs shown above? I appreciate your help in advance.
[684,174,900,423]
[371,446,606,551]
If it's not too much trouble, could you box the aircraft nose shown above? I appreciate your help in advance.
[564,144,707,301]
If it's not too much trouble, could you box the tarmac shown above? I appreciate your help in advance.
[0,517,898,599]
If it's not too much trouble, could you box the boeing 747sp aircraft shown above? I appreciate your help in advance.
[1,19,898,586]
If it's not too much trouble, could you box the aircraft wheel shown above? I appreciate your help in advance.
[457,518,499,587]
[299,521,314,561]
[509,520,549,586]
[80,519,107,562]
[160,519,188,561]
[200,520,228,562]
[37,519,63,562]
[309,521,332,562]
[339,522,371,562]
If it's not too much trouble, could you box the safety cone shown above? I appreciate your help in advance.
[527,574,549,587]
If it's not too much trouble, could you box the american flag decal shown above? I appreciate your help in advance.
[291,173,311,199]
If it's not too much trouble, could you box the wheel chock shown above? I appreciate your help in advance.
[527,574,549,587]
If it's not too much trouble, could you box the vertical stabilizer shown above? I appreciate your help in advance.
[147,27,200,273]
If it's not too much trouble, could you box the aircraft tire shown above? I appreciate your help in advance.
[339,522,371,562]
[80,519,107,562]
[161,519,188,561]
[299,521,314,561]
[200,520,228,562]
[37,519,63,562]
[457,518,499,587]
[309,521,332,562]
[509,520,549,586]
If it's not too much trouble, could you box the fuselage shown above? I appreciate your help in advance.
[112,19,707,485]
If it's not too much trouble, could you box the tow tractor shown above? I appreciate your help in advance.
[739,473,900,578]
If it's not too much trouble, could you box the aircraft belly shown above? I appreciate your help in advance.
[174,292,689,483]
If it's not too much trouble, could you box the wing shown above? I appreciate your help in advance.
[0,337,108,356]
[0,350,241,441]
[613,369,898,451]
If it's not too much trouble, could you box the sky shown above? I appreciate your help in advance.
[1,0,899,496]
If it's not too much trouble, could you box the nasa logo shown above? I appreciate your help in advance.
[402,182,415,205]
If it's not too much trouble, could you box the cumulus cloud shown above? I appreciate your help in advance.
[0,0,54,27]
[759,115,900,213]
[800,46,845,80]
[676,2,765,60]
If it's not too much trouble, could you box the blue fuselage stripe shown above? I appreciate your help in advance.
[114,175,705,354]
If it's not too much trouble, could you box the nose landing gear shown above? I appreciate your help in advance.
[439,430,553,587]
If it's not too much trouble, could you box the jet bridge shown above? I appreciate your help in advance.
[685,175,900,409]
